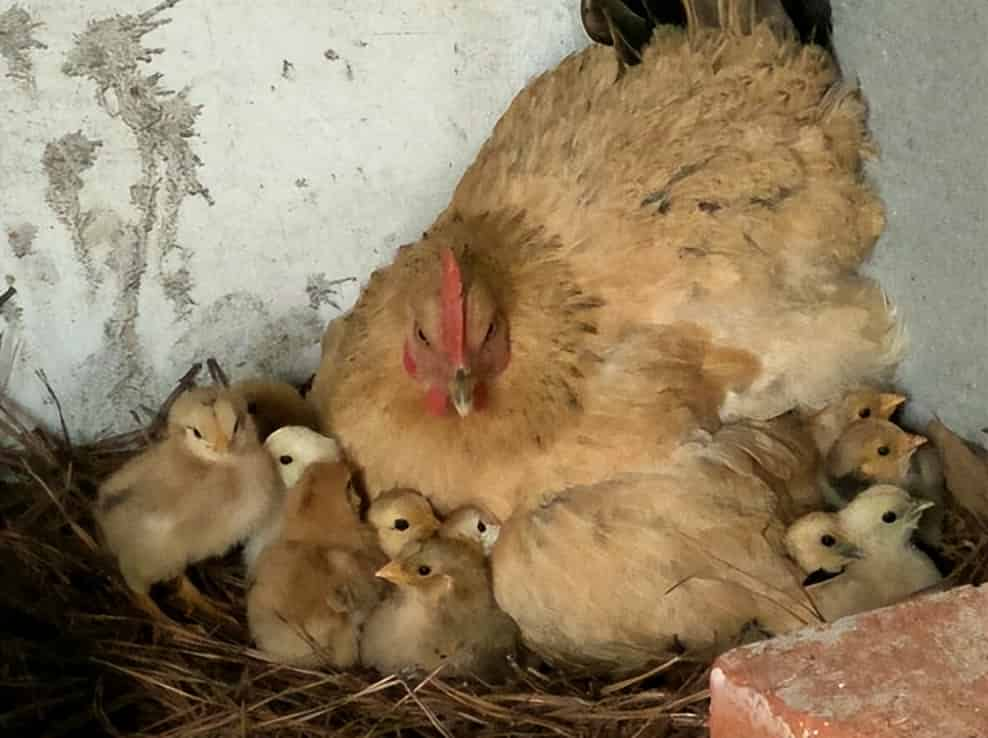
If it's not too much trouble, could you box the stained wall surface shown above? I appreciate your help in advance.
[1,1,985,443]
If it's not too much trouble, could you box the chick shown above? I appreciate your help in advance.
[838,484,942,605]
[805,388,906,456]
[784,512,865,581]
[96,386,282,620]
[822,419,944,545]
[439,504,501,557]
[230,379,321,441]
[784,511,870,621]
[247,441,386,667]
[367,488,440,559]
[243,425,342,573]
[360,537,519,680]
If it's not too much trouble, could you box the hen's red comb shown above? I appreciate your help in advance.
[439,247,465,366]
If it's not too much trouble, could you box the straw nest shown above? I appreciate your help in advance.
[2,363,986,738]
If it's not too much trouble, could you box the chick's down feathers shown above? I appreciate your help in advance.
[96,386,282,597]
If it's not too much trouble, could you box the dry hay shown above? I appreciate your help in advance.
[1,366,986,738]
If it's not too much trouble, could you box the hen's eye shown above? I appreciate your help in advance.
[882,511,897,524]
[394,518,410,531]
[192,427,203,439]
[485,322,496,342]
[858,407,871,418]
[877,445,890,456]
[418,565,431,576]
[820,534,836,547]
[416,327,429,346]
[477,521,487,533]
[279,455,293,465]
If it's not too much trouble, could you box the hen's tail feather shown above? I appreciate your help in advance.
[581,0,834,63]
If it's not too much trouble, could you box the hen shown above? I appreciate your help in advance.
[311,0,900,665]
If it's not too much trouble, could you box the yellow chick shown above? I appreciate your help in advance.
[230,379,321,441]
[246,442,386,667]
[360,537,520,680]
[96,386,282,620]
[822,419,943,545]
[784,512,865,580]
[804,388,906,456]
[243,425,342,574]
[367,488,440,559]
[439,504,502,557]
[838,484,942,605]
[784,511,871,621]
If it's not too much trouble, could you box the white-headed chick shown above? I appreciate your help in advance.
[243,426,342,573]
[439,504,501,557]
[837,484,942,606]
[784,511,870,621]
[96,386,282,620]
[367,488,440,559]
[822,419,943,545]
[360,537,519,681]
[804,388,906,456]
[247,436,386,667]
[231,379,321,441]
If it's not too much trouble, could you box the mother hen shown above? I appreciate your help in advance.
[312,0,901,667]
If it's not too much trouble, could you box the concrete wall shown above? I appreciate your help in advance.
[1,1,985,442]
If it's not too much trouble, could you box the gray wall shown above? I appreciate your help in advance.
[834,1,988,441]
[1,0,985,442]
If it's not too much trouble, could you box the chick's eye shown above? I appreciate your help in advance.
[858,407,872,418]
[877,445,890,456]
[820,534,836,547]
[417,565,431,576]
[233,419,240,434]
[279,455,293,465]
[484,321,496,342]
[394,518,409,531]
[247,401,258,415]
[191,427,202,439]
[416,327,429,346]
[477,521,486,533]
[882,511,897,524]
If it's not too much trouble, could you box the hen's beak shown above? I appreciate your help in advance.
[375,561,409,584]
[836,542,866,560]
[879,393,907,416]
[449,368,474,418]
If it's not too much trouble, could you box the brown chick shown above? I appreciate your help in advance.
[230,379,320,441]
[247,428,386,667]
[96,386,282,620]
[822,419,943,545]
[367,488,440,559]
[360,537,519,681]
[439,504,502,557]
[243,425,342,574]
[804,388,906,456]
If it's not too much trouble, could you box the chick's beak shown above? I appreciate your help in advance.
[879,393,907,416]
[906,434,928,451]
[907,500,936,522]
[449,368,474,418]
[836,542,866,560]
[375,561,409,584]
[213,430,230,453]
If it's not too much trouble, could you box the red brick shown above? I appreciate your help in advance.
[709,585,988,738]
